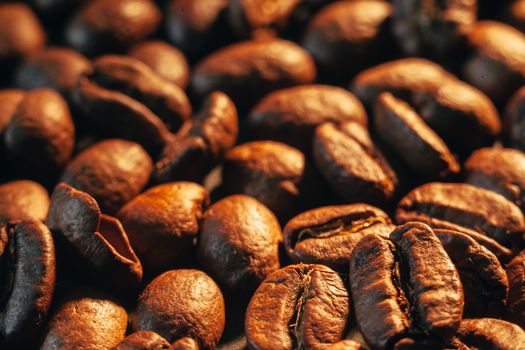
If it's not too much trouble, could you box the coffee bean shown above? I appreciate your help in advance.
[435,229,509,318]
[247,85,367,153]
[396,182,525,249]
[504,0,525,33]
[14,47,91,102]
[113,331,171,350]
[41,289,128,350]
[227,0,301,38]
[166,0,230,59]
[313,121,398,205]
[303,0,394,81]
[221,141,305,220]
[129,40,190,88]
[284,204,394,272]
[352,59,501,154]
[191,38,316,111]
[349,222,463,349]
[246,264,349,350]
[198,194,281,294]
[0,4,45,67]
[506,249,525,328]
[65,0,161,56]
[60,139,153,215]
[117,182,209,272]
[0,180,49,223]
[131,269,225,349]
[89,55,192,132]
[47,183,143,293]
[153,92,238,184]
[391,0,476,57]
[455,318,525,350]
[463,21,525,106]
[0,221,55,347]
[465,147,525,211]
[4,89,75,182]
[374,92,459,178]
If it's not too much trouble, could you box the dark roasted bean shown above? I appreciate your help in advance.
[506,249,525,328]
[396,182,525,249]
[247,85,367,153]
[191,38,316,111]
[113,331,171,350]
[117,182,209,272]
[349,222,463,350]
[284,204,394,272]
[198,195,281,294]
[0,221,55,347]
[65,0,161,56]
[41,289,128,350]
[60,139,152,214]
[131,269,225,349]
[47,183,143,293]
[246,263,349,350]
[313,121,398,205]
[153,92,238,184]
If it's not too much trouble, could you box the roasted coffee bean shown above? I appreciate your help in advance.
[118,182,209,272]
[227,0,301,38]
[131,269,225,349]
[0,3,45,67]
[65,0,161,56]
[455,318,525,349]
[352,59,501,154]
[247,85,367,153]
[14,47,91,102]
[465,147,525,211]
[505,85,525,152]
[113,331,171,350]
[89,54,191,131]
[349,222,464,350]
[41,289,128,350]
[374,92,459,178]
[463,21,525,106]
[302,0,394,81]
[0,180,49,223]
[73,55,193,153]
[4,89,75,182]
[506,249,525,328]
[166,0,230,59]
[221,141,305,220]
[169,338,200,350]
[435,229,509,318]
[191,38,316,111]
[47,183,143,293]
[396,182,525,249]
[391,0,477,58]
[245,264,349,350]
[395,213,514,264]
[0,221,55,347]
[129,40,190,88]
[283,204,394,272]
[313,121,398,205]
[61,139,153,215]
[198,195,281,294]
[153,92,238,184]
[351,58,453,107]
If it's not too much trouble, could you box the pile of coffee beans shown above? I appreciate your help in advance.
[2,0,525,349]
